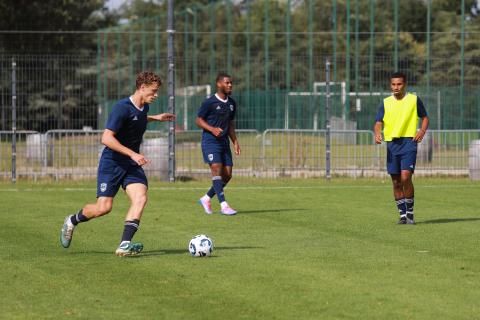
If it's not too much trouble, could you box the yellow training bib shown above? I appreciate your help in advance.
[382,93,418,141]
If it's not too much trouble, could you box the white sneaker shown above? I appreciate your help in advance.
[198,196,213,214]
[220,202,237,215]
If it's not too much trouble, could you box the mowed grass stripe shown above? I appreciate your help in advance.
[1,179,479,319]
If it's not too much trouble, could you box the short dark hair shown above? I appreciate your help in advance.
[390,72,406,82]
[216,72,231,83]
[136,71,162,89]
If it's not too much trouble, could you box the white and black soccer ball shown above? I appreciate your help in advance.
[189,234,213,257]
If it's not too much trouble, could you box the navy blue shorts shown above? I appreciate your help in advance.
[97,157,148,197]
[201,140,233,166]
[386,138,418,175]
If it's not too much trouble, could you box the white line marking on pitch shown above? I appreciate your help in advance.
[0,184,478,192]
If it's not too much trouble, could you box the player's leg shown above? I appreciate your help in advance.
[391,174,407,224]
[387,142,406,224]
[60,160,123,248]
[60,197,114,248]
[204,146,234,198]
[400,146,417,224]
[198,146,222,214]
[115,167,148,256]
[200,164,231,208]
[218,149,236,215]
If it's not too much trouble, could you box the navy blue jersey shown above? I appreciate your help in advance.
[197,94,236,143]
[375,95,427,122]
[102,97,150,163]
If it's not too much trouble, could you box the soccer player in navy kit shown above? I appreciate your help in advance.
[60,71,175,256]
[374,72,429,224]
[196,73,240,215]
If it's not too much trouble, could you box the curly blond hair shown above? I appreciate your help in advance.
[135,71,162,89]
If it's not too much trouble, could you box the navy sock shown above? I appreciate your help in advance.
[206,186,216,198]
[121,219,140,242]
[212,176,226,203]
[405,197,414,218]
[206,181,227,198]
[70,209,90,226]
[395,198,406,217]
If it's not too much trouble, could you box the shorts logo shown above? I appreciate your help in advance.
[100,183,107,192]
[208,154,214,161]
[230,104,234,111]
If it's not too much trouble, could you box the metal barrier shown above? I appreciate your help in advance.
[261,129,379,178]
[0,130,40,180]
[414,130,480,176]
[1,129,479,180]
[175,129,261,178]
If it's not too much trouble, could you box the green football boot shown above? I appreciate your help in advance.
[60,215,76,248]
[115,241,144,257]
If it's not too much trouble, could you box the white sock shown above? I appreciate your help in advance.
[119,241,130,247]
[220,201,228,209]
[202,194,211,200]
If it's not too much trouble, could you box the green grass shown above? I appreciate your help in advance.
[1,178,480,319]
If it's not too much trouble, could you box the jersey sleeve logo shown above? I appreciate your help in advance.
[100,183,107,192]
[208,154,214,161]
[230,104,234,111]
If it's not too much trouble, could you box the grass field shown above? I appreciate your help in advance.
[1,178,480,319]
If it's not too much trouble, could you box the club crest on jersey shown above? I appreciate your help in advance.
[208,154,214,161]
[100,183,107,192]
[216,105,221,110]
[230,104,234,111]
[133,116,138,121]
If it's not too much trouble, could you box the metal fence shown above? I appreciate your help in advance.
[1,129,480,181]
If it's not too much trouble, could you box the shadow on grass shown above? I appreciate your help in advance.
[71,246,263,257]
[417,217,480,224]
[239,208,307,214]
[141,246,263,257]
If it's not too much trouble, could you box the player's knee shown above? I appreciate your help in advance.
[132,194,148,208]
[401,175,412,185]
[392,180,402,189]
[223,174,232,183]
[210,167,222,177]
[98,203,112,216]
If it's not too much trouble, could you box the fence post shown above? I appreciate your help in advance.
[167,0,176,182]
[325,59,331,181]
[11,58,16,183]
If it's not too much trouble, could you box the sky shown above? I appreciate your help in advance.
[105,0,129,11]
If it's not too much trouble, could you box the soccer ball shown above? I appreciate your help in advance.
[189,234,213,257]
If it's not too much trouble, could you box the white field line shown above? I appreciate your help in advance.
[0,184,478,192]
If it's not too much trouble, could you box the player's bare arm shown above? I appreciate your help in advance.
[228,120,241,155]
[147,113,176,122]
[413,116,429,142]
[374,121,383,144]
[195,116,223,137]
[101,129,148,166]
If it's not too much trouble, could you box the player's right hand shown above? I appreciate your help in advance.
[210,127,223,137]
[131,153,149,166]
[374,133,383,144]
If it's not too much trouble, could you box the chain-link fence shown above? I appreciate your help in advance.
[1,0,480,181]
[1,129,480,181]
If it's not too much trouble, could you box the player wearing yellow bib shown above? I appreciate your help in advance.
[374,72,429,224]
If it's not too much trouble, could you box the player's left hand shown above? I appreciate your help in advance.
[413,129,426,142]
[233,142,241,155]
[152,113,176,122]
